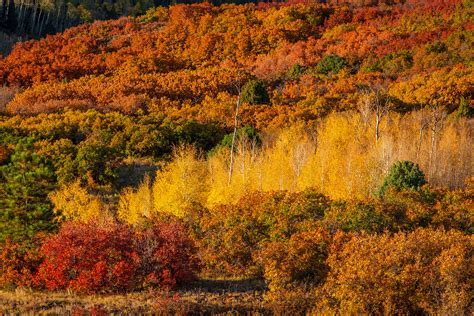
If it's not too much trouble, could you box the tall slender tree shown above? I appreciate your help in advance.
[0,0,7,25]
[6,0,17,31]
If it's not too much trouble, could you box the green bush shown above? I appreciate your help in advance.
[454,97,473,118]
[240,80,270,105]
[324,201,399,233]
[212,125,261,153]
[286,64,305,80]
[425,41,448,54]
[316,54,348,75]
[364,51,413,74]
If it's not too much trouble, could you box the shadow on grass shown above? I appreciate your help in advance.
[182,277,267,293]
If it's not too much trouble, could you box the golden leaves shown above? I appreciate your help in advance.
[49,180,110,223]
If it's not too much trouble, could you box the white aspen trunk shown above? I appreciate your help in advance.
[228,93,241,185]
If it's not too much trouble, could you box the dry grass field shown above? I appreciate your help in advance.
[0,278,310,315]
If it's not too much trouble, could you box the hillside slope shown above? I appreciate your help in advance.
[0,0,472,127]
[0,2,473,314]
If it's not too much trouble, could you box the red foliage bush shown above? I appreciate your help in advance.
[35,221,139,293]
[34,221,199,293]
[135,222,200,289]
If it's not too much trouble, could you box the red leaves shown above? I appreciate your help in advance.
[34,221,199,293]
[34,222,135,292]
[135,222,200,289]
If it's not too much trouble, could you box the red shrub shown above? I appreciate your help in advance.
[135,222,200,289]
[35,221,139,293]
[34,221,199,293]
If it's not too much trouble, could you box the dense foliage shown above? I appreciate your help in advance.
[0,221,199,293]
[0,0,471,121]
[0,0,472,313]
[0,0,268,38]
[324,229,473,314]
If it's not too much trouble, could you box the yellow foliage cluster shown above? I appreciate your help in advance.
[118,146,208,223]
[115,110,472,224]
[117,175,154,226]
[49,180,110,222]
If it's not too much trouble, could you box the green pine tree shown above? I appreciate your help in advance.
[0,138,57,242]
[379,161,427,197]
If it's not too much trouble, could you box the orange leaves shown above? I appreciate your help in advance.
[0,0,470,120]
[255,228,330,294]
[197,190,330,277]
[324,228,473,314]
[0,237,43,289]
[6,68,251,114]
[389,65,473,110]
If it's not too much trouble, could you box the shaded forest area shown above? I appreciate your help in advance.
[0,0,473,314]
[0,0,284,39]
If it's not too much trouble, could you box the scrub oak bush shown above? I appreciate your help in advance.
[197,190,330,277]
[135,221,200,289]
[323,228,474,314]
[34,221,199,293]
[254,228,330,297]
[0,237,43,289]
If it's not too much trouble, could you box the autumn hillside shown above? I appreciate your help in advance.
[0,0,472,119]
[0,0,473,314]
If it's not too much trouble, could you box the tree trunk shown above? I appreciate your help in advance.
[6,0,17,32]
[428,111,444,182]
[228,93,241,185]
[39,9,50,36]
[375,110,380,144]
[31,0,39,35]
[417,124,424,160]
[1,0,7,23]
[416,111,429,160]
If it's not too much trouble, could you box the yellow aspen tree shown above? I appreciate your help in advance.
[152,145,209,218]
[117,174,153,225]
[207,137,261,207]
[260,126,311,192]
[207,149,234,206]
[49,180,108,222]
